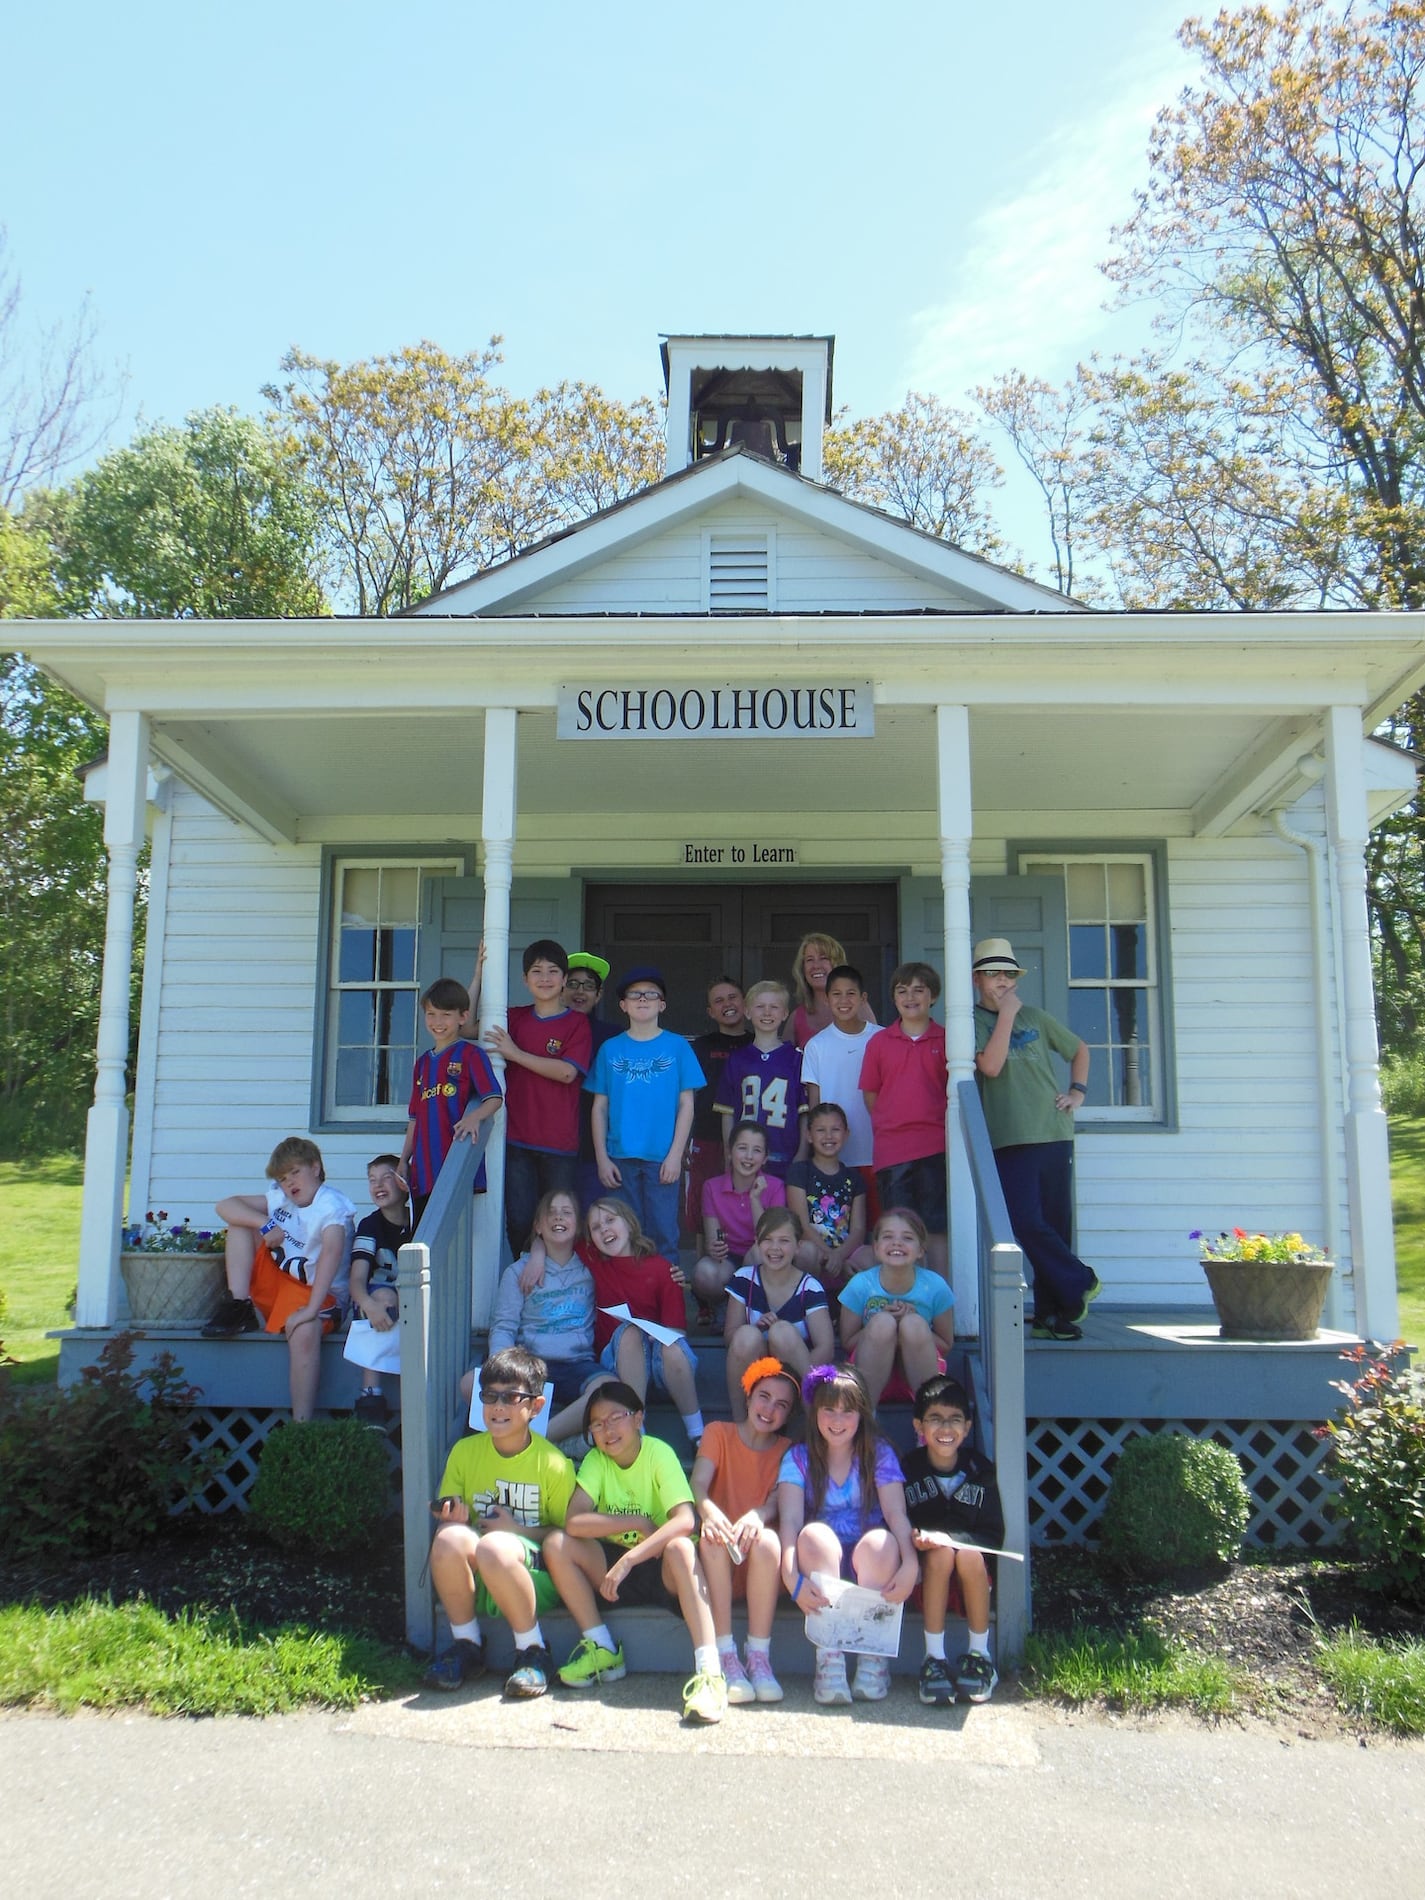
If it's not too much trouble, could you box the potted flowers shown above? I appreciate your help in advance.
[119,1213,228,1325]
[1191,1227,1334,1341]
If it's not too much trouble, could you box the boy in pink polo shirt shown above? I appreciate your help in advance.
[858,961,949,1279]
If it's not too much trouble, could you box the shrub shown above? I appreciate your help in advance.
[1380,1046,1425,1118]
[1099,1431,1251,1577]
[1326,1345,1425,1608]
[250,1418,391,1556]
[0,1332,204,1556]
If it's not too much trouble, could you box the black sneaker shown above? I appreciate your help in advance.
[953,1650,999,1703]
[918,1654,955,1707]
[354,1390,390,1425]
[426,1637,486,1692]
[1030,1313,1083,1341]
[504,1643,552,1700]
[202,1295,259,1338]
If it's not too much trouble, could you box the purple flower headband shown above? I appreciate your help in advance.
[801,1363,843,1405]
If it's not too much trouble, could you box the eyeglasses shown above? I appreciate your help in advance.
[566,975,600,991]
[588,1408,635,1432]
[623,989,662,1002]
[479,1387,537,1406]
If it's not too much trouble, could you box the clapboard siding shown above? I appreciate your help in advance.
[500,501,976,615]
[1073,828,1351,1316]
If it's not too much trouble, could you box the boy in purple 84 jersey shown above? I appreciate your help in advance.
[399,977,502,1226]
[714,981,807,1178]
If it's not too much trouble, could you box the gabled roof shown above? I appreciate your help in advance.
[407,444,1082,618]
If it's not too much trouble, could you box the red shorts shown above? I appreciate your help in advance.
[250,1243,341,1337]
[849,1342,947,1404]
[910,1568,967,1619]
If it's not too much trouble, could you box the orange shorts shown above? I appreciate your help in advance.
[250,1243,342,1337]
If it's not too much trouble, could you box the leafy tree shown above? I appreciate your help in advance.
[823,391,1006,557]
[977,371,1096,598]
[265,343,664,613]
[60,407,323,618]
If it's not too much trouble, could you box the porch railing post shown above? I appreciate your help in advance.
[477,705,518,1328]
[988,1239,1028,1664]
[77,710,149,1328]
[398,1237,434,1651]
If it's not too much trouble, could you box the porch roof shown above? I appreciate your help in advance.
[16,609,1425,846]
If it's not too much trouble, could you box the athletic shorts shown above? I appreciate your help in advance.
[875,1154,948,1232]
[250,1243,343,1337]
[596,1538,683,1611]
[473,1532,561,1618]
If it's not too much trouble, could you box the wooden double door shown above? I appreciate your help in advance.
[582,881,900,1035]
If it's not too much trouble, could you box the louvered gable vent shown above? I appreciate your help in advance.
[707,531,773,611]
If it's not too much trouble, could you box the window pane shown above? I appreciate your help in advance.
[379,867,419,925]
[1069,924,1106,980]
[335,1047,375,1107]
[1077,1057,1109,1109]
[387,926,417,983]
[1110,923,1147,981]
[1106,861,1146,919]
[1066,863,1104,920]
[375,1046,410,1107]
[341,868,380,926]
[339,928,376,984]
[1113,1040,1152,1108]
[1068,988,1108,1045]
[1109,986,1142,1042]
[387,989,417,1046]
[339,989,375,1043]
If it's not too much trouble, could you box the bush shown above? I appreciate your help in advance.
[0,1332,204,1556]
[1099,1431,1251,1577]
[250,1418,391,1556]
[1380,1047,1425,1118]
[1326,1345,1425,1608]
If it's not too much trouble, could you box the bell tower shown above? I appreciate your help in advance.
[660,334,835,481]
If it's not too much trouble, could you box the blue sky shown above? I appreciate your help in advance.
[5,1,1198,557]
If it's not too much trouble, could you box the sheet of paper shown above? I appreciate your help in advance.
[599,1302,685,1348]
[805,1572,905,1658]
[342,1316,402,1375]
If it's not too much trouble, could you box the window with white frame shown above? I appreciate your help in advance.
[1019,852,1162,1119]
[324,857,462,1121]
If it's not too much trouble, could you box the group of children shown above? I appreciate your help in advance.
[429,1344,1003,1721]
[196,924,1099,1706]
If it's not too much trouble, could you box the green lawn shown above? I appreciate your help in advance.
[0,1156,83,1384]
[1386,1115,1425,1350]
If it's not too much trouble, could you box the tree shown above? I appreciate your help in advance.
[0,228,121,511]
[977,371,1096,597]
[265,343,665,614]
[823,391,1006,557]
[60,407,323,618]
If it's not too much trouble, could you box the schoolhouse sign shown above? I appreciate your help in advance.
[557,682,874,740]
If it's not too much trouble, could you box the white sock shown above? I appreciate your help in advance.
[681,1410,705,1441]
[746,1636,771,1656]
[584,1623,616,1653]
[513,1625,544,1651]
[694,1643,721,1677]
[968,1628,992,1658]
[451,1618,481,1644]
[924,1630,947,1661]
[716,1633,738,1658]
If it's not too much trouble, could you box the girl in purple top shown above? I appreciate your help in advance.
[776,1363,917,1705]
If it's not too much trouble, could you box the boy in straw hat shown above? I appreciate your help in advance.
[972,939,1102,1341]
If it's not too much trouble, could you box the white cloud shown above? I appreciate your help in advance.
[909,43,1193,398]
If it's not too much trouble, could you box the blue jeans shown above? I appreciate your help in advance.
[993,1140,1094,1321]
[613,1157,681,1261]
[504,1143,578,1258]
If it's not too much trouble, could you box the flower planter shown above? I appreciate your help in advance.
[1200,1257,1334,1341]
[119,1250,227,1324]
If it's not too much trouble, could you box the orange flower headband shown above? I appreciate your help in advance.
[741,1354,798,1398]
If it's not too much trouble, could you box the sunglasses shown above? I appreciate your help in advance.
[480,1387,537,1406]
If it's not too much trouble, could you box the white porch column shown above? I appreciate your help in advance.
[76,711,149,1327]
[474,707,518,1323]
[937,703,979,1328]
[1324,705,1397,1340]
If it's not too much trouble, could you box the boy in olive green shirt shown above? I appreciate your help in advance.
[972,938,1101,1342]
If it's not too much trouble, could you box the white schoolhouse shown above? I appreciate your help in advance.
[18,333,1425,1650]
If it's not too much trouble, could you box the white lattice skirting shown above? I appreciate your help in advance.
[187,1408,287,1512]
[1028,1418,1338,1548]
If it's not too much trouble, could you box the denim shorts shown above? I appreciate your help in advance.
[600,1322,698,1394]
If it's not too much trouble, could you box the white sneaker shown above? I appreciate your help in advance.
[852,1654,892,1701]
[813,1647,852,1705]
[746,1648,784,1703]
[722,1649,755,1705]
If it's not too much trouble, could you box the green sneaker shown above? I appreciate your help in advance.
[557,1635,627,1688]
[682,1668,728,1724]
